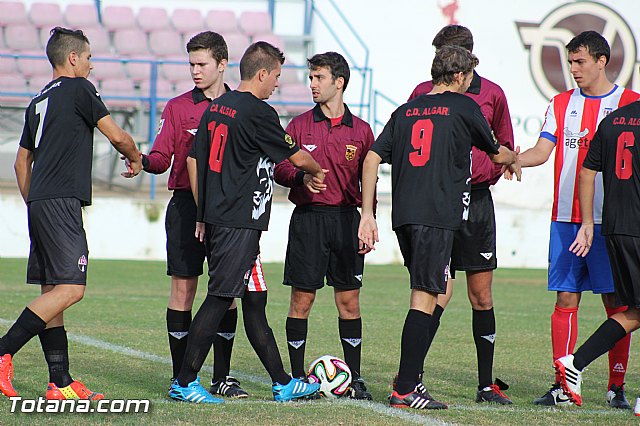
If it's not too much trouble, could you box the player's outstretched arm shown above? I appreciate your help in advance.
[97,115,142,177]
[570,167,597,257]
[288,150,325,183]
[517,137,555,168]
[358,151,382,251]
[14,147,33,204]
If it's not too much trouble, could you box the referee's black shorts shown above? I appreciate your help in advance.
[165,190,206,277]
[395,224,454,294]
[204,224,261,298]
[283,205,364,290]
[450,188,497,277]
[27,198,88,285]
[605,234,640,308]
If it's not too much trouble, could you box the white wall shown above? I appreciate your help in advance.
[0,193,549,268]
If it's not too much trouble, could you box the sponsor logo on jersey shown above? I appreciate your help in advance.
[516,2,638,101]
[288,340,305,349]
[284,133,295,148]
[481,333,496,344]
[156,118,164,135]
[217,332,235,341]
[354,274,363,282]
[564,127,590,149]
[345,145,357,161]
[186,128,197,136]
[77,255,88,272]
[302,144,317,152]
[169,331,188,340]
[342,338,362,348]
[480,252,493,260]
[613,362,626,373]
[570,110,578,117]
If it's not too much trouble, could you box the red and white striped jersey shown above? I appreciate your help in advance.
[540,85,639,223]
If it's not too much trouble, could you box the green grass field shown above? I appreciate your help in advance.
[0,258,639,425]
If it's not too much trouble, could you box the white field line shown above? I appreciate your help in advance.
[0,318,447,425]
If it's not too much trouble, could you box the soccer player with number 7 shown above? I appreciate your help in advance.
[3,27,142,400]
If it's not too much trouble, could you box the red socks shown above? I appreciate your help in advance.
[606,306,630,388]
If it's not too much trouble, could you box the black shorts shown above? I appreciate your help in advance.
[283,206,364,290]
[165,191,206,277]
[27,198,88,285]
[605,235,640,308]
[204,224,261,298]
[395,224,454,294]
[450,188,497,277]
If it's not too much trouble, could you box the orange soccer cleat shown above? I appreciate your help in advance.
[46,381,104,400]
[0,354,18,398]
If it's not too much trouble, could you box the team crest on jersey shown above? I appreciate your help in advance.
[345,145,357,161]
[284,133,295,148]
[157,118,165,135]
[77,255,88,272]
[603,107,614,117]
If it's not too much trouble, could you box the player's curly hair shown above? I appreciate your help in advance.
[431,45,479,86]
[46,27,89,68]
[432,25,474,52]
[307,51,350,92]
[239,41,285,81]
[187,31,228,64]
[566,31,610,65]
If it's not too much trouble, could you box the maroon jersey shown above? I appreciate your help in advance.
[274,104,374,207]
[409,71,513,188]
[143,87,227,191]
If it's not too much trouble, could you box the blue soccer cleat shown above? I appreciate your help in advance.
[272,377,320,402]
[168,377,224,404]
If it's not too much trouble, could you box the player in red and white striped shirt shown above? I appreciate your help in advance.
[518,31,639,408]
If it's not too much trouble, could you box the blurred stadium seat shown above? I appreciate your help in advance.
[5,25,41,51]
[172,9,205,35]
[0,2,29,27]
[205,10,239,35]
[29,2,63,30]
[64,4,101,29]
[102,6,137,32]
[238,11,272,37]
[17,49,50,78]
[149,30,184,57]
[138,7,170,33]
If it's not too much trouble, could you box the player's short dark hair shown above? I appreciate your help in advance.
[186,31,228,63]
[307,51,350,92]
[431,45,479,86]
[566,30,610,65]
[432,25,474,52]
[46,27,89,68]
[239,41,285,81]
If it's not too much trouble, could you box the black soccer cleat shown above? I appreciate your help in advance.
[607,383,631,409]
[210,376,249,398]
[345,377,372,400]
[392,372,433,399]
[389,390,447,410]
[533,382,573,406]
[476,384,513,405]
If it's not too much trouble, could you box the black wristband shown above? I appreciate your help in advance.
[141,154,150,171]
[294,170,305,186]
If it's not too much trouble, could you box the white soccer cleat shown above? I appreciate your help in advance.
[553,355,582,406]
[634,397,640,416]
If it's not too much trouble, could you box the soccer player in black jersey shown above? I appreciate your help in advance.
[358,46,519,410]
[1,27,142,400]
[554,99,640,410]
[169,42,324,404]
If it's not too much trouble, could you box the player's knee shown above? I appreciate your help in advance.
[65,285,85,305]
[556,291,580,308]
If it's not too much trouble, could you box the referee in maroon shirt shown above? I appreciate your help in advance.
[407,25,514,404]
[274,52,375,400]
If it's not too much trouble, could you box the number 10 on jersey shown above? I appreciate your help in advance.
[208,121,229,173]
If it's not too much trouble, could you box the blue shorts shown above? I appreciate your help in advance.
[548,222,614,294]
